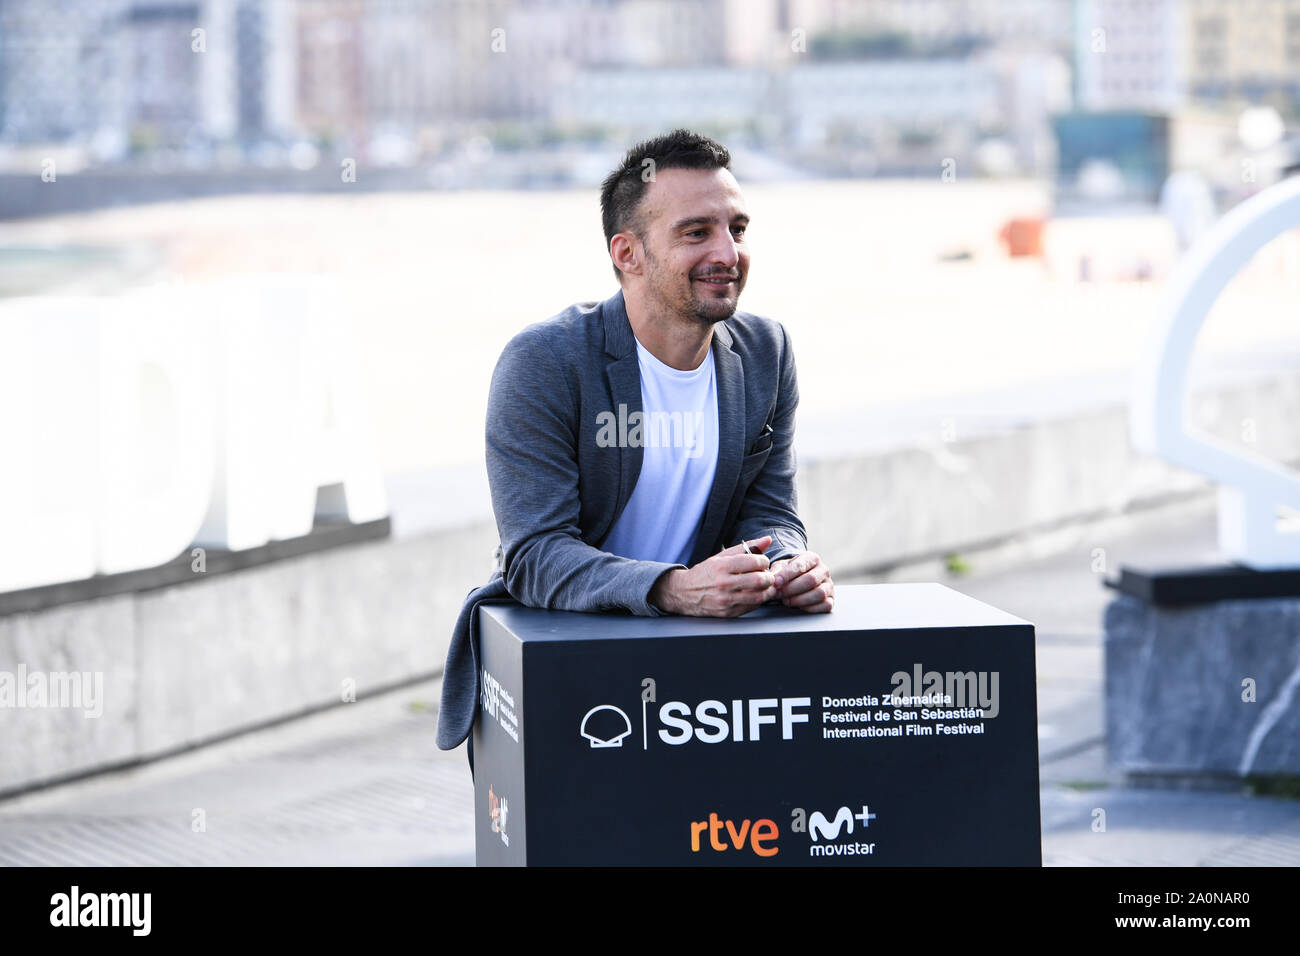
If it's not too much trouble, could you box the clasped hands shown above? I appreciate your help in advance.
[649,534,834,617]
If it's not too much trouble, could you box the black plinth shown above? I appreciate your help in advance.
[1106,563,1300,607]
[472,583,1041,866]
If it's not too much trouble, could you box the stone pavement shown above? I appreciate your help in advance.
[1,496,1297,866]
[936,495,1300,867]
[0,680,473,866]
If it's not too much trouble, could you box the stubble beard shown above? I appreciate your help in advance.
[645,246,741,328]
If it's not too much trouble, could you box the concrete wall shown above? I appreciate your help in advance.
[801,370,1300,575]
[0,524,494,797]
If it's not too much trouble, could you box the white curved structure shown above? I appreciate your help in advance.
[1132,175,1300,568]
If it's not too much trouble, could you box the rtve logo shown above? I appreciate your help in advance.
[689,812,780,857]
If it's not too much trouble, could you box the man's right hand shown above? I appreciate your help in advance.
[649,535,778,617]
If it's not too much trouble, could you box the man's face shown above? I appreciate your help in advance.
[632,167,750,325]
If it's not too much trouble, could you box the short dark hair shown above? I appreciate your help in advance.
[599,128,732,282]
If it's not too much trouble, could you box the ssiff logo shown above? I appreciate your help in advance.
[579,704,632,748]
[488,785,509,847]
[583,678,810,751]
[481,668,501,720]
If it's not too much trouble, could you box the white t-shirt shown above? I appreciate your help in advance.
[600,338,719,566]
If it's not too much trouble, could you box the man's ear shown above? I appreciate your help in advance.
[610,232,641,279]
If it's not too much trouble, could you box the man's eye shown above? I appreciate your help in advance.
[732,226,746,237]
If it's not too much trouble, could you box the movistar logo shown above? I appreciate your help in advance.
[806,805,876,841]
[791,805,878,857]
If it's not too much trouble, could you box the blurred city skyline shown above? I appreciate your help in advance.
[1,0,1297,199]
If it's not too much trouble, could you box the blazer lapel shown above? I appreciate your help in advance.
[599,290,644,546]
[689,321,744,565]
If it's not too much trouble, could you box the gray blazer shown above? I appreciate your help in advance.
[435,288,808,750]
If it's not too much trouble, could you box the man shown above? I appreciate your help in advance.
[436,128,833,755]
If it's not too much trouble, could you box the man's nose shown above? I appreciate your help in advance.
[707,232,740,270]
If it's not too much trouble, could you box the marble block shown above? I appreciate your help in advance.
[1105,592,1300,779]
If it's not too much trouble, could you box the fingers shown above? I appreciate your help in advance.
[773,552,826,595]
[769,551,833,613]
[719,554,772,578]
[717,534,773,557]
[780,580,832,608]
[777,566,829,598]
[729,568,777,593]
[792,592,834,614]
[723,584,779,616]
[678,542,837,616]
[783,581,833,610]
[771,556,801,588]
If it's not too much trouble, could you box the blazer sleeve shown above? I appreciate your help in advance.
[727,322,809,564]
[485,328,685,616]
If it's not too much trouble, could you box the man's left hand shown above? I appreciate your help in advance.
[769,551,834,613]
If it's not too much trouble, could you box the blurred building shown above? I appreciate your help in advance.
[551,65,764,132]
[785,58,1003,163]
[1073,0,1182,112]
[780,0,1072,54]
[1064,0,1300,208]
[0,0,131,146]
[552,50,1069,176]
[293,0,732,133]
[1074,0,1300,113]
[0,0,293,155]
[1182,0,1300,110]
[130,2,208,138]
[295,0,366,138]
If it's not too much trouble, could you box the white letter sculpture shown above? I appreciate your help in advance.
[1132,175,1300,569]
